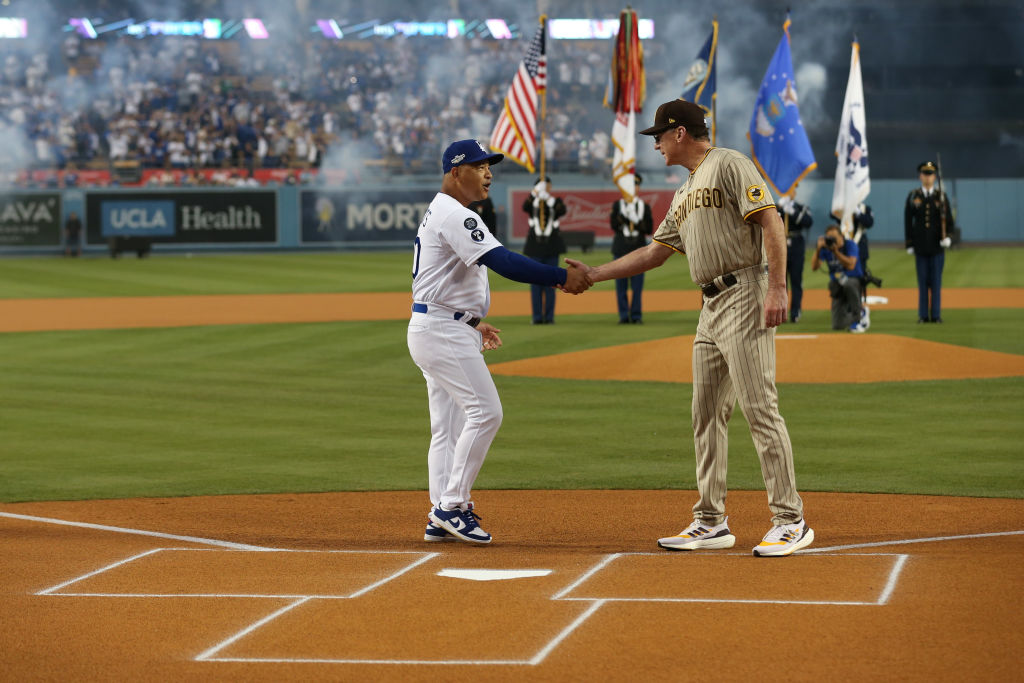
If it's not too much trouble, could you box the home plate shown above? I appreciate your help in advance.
[437,569,553,581]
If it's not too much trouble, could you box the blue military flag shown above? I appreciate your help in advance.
[748,16,817,196]
[680,20,718,144]
[680,21,717,112]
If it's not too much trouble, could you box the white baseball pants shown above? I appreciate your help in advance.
[407,311,502,511]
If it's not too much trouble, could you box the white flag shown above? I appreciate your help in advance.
[831,40,870,238]
[611,111,636,201]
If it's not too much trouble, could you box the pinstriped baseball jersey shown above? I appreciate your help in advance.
[652,147,776,284]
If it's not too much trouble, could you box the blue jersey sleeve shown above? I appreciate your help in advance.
[478,246,567,287]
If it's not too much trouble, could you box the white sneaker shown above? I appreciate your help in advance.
[860,305,871,330]
[752,520,815,557]
[658,517,736,551]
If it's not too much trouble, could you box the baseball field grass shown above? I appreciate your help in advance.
[1,246,1022,502]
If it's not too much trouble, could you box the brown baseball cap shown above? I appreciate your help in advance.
[639,99,709,137]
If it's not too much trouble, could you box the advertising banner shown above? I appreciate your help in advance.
[100,200,175,237]
[85,191,277,244]
[510,188,677,240]
[0,193,61,245]
[300,188,435,244]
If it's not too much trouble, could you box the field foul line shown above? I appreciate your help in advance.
[801,529,1024,553]
[0,512,277,551]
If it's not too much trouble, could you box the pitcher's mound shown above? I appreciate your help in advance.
[490,333,1024,384]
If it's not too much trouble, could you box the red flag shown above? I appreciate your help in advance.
[605,9,645,200]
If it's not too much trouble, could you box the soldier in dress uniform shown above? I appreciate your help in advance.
[522,176,567,324]
[610,173,654,323]
[776,195,813,323]
[905,161,954,323]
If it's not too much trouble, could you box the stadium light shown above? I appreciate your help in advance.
[242,18,268,39]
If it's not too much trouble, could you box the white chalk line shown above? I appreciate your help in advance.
[18,509,1017,668]
[877,554,909,605]
[528,599,605,666]
[801,529,1024,553]
[195,597,312,662]
[38,546,438,601]
[190,551,438,661]
[0,511,277,551]
[36,548,165,595]
[203,657,529,665]
[556,552,908,607]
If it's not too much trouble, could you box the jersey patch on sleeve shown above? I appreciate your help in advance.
[470,228,486,242]
[464,217,478,230]
[746,184,768,202]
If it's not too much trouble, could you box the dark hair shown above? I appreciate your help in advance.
[825,224,842,234]
[634,173,643,184]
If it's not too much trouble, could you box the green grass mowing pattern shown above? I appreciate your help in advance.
[2,246,1023,298]
[1,316,1021,502]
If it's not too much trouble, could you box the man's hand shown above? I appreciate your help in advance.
[477,322,503,352]
[561,261,593,294]
[940,237,952,248]
[907,247,914,255]
[764,285,788,329]
[816,236,826,249]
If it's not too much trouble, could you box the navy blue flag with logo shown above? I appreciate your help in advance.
[680,21,717,115]
[748,17,817,196]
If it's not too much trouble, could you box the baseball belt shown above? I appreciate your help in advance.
[412,302,481,328]
[700,264,769,298]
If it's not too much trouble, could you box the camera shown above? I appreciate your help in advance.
[824,235,837,248]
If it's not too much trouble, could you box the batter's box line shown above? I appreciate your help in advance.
[197,599,607,666]
[196,552,908,668]
[553,552,909,606]
[35,547,439,599]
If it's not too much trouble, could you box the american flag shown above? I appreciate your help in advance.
[489,21,546,173]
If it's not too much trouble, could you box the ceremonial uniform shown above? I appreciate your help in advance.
[653,145,804,529]
[468,197,498,237]
[905,161,954,322]
[522,182,567,323]
[777,198,812,322]
[610,183,653,323]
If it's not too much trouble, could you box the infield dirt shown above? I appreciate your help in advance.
[2,490,1022,681]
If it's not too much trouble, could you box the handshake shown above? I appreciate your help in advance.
[559,258,596,294]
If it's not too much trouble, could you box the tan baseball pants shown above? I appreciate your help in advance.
[690,266,804,526]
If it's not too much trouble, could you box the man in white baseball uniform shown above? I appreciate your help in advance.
[568,100,813,557]
[409,139,590,544]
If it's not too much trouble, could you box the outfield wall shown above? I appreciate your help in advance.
[1,177,1021,255]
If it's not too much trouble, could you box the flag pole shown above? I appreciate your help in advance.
[711,17,718,146]
[537,14,547,229]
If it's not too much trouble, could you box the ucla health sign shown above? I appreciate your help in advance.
[85,191,277,244]
[101,200,175,237]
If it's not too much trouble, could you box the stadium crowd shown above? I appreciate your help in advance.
[0,21,663,188]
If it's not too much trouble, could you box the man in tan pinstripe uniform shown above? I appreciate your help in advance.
[568,99,813,557]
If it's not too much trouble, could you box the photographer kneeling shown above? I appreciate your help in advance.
[812,224,869,333]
